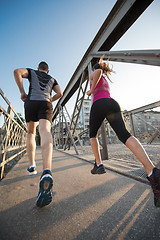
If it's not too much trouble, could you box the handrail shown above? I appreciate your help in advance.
[0,88,27,180]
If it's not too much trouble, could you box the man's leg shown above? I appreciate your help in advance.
[38,119,53,170]
[36,119,53,207]
[26,121,37,174]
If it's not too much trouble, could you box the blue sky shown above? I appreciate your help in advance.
[0,0,160,122]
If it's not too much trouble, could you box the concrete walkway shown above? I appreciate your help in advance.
[0,148,160,240]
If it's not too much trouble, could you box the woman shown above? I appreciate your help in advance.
[86,57,160,207]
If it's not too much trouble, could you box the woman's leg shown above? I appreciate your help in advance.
[90,137,102,165]
[107,99,155,175]
[125,136,154,175]
[89,100,107,166]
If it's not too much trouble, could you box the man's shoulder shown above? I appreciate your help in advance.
[26,68,35,73]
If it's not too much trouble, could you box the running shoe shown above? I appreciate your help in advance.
[147,168,160,207]
[36,169,53,208]
[27,166,37,175]
[91,162,106,174]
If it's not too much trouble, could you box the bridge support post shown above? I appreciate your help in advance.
[129,114,136,136]
[100,121,108,160]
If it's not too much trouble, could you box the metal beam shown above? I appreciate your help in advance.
[91,50,160,66]
[123,100,160,116]
[53,0,154,120]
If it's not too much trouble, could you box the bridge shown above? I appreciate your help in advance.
[1,0,160,239]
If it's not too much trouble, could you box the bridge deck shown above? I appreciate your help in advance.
[0,147,160,240]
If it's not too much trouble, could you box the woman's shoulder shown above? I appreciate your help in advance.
[94,69,102,74]
[90,71,94,80]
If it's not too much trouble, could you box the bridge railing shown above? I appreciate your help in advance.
[0,88,27,179]
[52,100,160,157]
[104,101,160,145]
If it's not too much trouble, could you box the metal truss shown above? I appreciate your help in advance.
[64,70,89,152]
[123,100,160,143]
[52,69,90,154]
[63,106,83,151]
[51,0,158,155]
[53,0,155,120]
[52,104,83,154]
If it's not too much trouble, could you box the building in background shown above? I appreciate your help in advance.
[77,98,92,130]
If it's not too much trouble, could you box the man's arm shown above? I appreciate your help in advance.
[14,68,29,102]
[51,85,63,102]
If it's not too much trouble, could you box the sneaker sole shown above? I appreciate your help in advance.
[91,169,106,174]
[155,198,160,207]
[91,164,106,174]
[36,175,53,208]
[28,171,37,175]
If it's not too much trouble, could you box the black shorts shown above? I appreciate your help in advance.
[89,98,131,144]
[24,99,53,123]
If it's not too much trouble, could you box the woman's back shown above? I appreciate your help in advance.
[91,74,111,103]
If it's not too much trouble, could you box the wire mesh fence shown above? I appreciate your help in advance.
[0,88,27,179]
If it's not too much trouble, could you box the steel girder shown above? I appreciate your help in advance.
[53,0,154,121]
[91,50,160,67]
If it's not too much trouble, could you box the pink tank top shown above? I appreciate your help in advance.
[91,75,111,103]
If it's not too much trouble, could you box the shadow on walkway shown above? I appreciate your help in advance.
[0,149,160,240]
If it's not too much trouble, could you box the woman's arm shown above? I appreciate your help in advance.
[87,69,102,96]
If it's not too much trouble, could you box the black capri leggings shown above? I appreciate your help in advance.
[89,98,131,144]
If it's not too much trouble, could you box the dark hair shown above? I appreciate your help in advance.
[93,63,101,70]
[38,61,49,71]
[93,56,115,82]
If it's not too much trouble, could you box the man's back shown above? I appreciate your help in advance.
[26,68,57,102]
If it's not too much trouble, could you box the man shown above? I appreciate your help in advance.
[14,61,63,207]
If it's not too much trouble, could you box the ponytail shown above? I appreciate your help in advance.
[93,55,115,82]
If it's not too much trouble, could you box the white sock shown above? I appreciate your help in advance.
[148,170,153,177]
[30,164,36,168]
[97,164,102,167]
